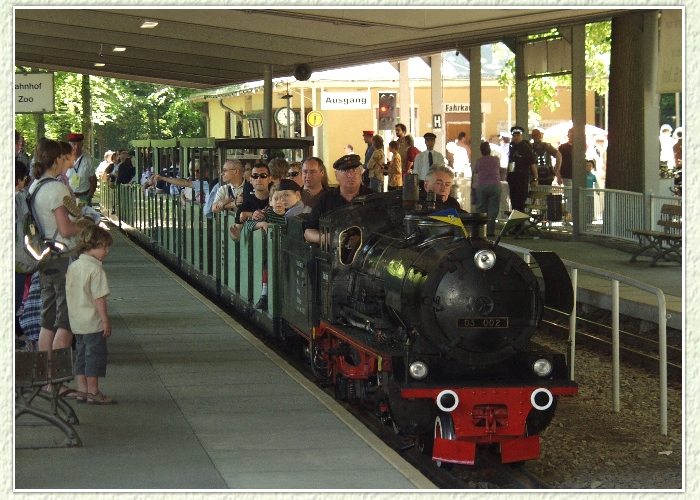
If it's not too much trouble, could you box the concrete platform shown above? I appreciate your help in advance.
[15,228,435,490]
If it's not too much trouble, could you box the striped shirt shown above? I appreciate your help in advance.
[244,207,286,233]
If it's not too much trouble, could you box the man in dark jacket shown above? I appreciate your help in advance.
[507,126,538,212]
[115,150,136,184]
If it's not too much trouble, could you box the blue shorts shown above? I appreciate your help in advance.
[74,332,108,377]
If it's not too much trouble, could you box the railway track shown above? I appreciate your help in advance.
[541,307,682,382]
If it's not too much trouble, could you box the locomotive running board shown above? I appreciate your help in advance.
[529,251,574,314]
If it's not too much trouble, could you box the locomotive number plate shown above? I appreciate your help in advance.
[457,317,509,328]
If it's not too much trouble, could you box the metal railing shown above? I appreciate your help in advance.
[507,185,682,242]
[502,242,670,436]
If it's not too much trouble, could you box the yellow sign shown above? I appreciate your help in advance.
[306,110,324,128]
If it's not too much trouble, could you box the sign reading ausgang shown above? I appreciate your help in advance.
[321,91,370,110]
[15,73,55,113]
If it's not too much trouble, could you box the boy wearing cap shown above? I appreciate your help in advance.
[506,126,538,212]
[246,180,311,309]
[66,133,97,206]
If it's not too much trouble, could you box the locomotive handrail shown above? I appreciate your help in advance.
[500,242,670,436]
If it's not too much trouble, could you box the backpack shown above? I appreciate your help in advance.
[532,142,555,182]
[15,178,64,274]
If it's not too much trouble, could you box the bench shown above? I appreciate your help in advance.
[629,204,682,267]
[15,347,82,448]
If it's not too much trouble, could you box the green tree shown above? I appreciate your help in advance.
[15,70,205,157]
[494,22,612,126]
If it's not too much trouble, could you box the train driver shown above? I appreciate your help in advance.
[303,154,374,244]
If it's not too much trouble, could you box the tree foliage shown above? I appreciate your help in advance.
[493,22,612,126]
[15,70,205,158]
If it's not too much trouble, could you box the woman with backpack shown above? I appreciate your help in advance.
[28,139,83,357]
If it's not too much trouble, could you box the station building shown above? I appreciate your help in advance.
[189,53,598,184]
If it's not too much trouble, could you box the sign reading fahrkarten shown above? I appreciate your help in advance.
[15,73,55,113]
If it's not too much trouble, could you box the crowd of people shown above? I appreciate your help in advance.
[15,120,682,404]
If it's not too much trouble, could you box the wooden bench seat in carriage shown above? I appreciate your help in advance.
[629,204,682,267]
[15,347,82,448]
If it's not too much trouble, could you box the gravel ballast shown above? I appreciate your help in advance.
[522,331,683,489]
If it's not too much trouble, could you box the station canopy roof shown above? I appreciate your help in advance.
[15,7,634,90]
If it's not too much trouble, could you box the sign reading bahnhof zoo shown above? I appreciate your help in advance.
[321,91,371,110]
[15,73,55,113]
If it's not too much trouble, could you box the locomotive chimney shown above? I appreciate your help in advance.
[402,174,419,204]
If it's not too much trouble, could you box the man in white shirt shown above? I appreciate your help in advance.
[66,133,97,205]
[446,132,471,177]
[211,160,251,215]
[412,132,445,188]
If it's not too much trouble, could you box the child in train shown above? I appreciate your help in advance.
[65,224,118,405]
[246,180,311,309]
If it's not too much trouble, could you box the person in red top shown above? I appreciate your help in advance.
[404,135,421,175]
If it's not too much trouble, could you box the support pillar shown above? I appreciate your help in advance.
[571,24,587,239]
[430,53,444,150]
[643,10,661,206]
[399,59,410,131]
[514,42,528,132]
[263,65,273,138]
[469,46,482,164]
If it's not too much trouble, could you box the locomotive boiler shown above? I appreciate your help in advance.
[280,183,577,466]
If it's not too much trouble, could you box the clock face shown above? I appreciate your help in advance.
[275,107,296,127]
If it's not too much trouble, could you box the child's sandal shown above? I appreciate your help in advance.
[86,391,118,405]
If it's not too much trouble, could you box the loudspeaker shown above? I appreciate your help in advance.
[294,64,312,81]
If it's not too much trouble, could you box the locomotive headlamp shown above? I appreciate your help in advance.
[409,361,429,380]
[474,249,496,270]
[532,358,553,377]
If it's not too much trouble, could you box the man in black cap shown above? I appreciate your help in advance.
[412,132,445,188]
[304,154,374,244]
[506,125,538,212]
[66,132,97,205]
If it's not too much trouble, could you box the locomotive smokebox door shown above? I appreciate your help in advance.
[530,251,574,313]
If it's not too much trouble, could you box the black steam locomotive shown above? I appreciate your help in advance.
[279,183,577,466]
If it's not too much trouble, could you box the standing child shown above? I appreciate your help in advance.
[585,159,598,225]
[65,224,117,405]
[384,140,403,191]
[246,180,311,309]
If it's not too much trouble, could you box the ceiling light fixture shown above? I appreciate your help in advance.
[113,46,126,52]
[140,20,159,29]
[94,62,105,67]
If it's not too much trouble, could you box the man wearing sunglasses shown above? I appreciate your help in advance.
[304,154,374,244]
[285,162,304,188]
[230,163,272,241]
